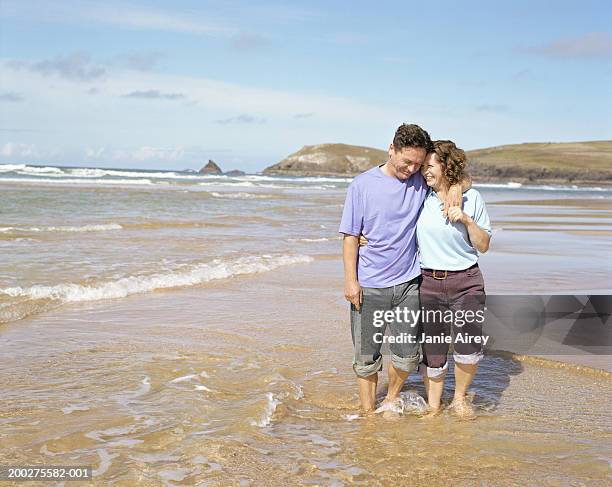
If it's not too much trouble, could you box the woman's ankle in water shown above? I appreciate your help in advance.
[452,393,468,404]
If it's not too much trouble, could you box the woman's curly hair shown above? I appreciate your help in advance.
[431,140,467,186]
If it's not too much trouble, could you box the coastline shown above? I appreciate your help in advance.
[263,170,612,187]
[263,140,612,186]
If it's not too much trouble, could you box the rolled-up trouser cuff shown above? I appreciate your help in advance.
[421,360,448,379]
[353,354,383,378]
[390,352,420,374]
[454,351,483,365]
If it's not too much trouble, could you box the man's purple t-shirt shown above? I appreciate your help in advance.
[338,165,427,288]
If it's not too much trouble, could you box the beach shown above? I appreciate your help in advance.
[1,165,611,486]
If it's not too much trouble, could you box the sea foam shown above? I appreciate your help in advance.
[0,223,123,234]
[0,176,157,186]
[0,254,313,304]
[250,392,281,428]
[209,191,268,199]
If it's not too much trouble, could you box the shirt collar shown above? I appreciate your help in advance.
[427,188,444,208]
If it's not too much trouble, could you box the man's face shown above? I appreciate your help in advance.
[387,145,427,180]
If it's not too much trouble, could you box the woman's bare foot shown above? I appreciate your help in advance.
[449,399,476,420]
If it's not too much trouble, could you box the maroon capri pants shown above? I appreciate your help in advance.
[419,263,487,379]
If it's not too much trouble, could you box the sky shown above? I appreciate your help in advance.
[0,0,611,172]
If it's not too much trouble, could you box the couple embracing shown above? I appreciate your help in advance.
[339,123,492,419]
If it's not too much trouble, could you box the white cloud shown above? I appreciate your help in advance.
[2,55,398,122]
[476,104,510,113]
[2,0,318,36]
[0,92,25,102]
[111,146,186,163]
[85,147,106,159]
[95,5,232,36]
[215,114,266,124]
[117,51,165,71]
[522,32,612,59]
[121,90,186,100]
[1,0,235,37]
[1,142,37,158]
[230,32,269,51]
[0,59,447,169]
[7,52,106,81]
[9,52,562,170]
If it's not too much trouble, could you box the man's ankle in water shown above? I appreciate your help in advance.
[428,400,442,412]
[383,393,401,404]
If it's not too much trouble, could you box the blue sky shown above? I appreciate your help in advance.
[1,0,610,172]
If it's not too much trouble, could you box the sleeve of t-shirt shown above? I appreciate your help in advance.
[472,191,492,236]
[338,182,363,237]
[415,173,428,206]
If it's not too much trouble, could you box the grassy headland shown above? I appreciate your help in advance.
[264,141,612,185]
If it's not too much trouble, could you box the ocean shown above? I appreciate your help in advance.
[0,163,611,485]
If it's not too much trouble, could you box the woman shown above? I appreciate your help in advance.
[417,140,491,419]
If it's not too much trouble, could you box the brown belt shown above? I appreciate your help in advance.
[421,263,478,280]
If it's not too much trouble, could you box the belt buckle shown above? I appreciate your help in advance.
[432,270,447,280]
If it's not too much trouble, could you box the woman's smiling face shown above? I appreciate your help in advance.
[421,152,447,190]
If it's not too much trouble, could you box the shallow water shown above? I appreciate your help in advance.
[1,166,611,485]
[2,167,612,323]
[0,262,610,486]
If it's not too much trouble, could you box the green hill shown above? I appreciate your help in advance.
[263,141,612,184]
[263,143,387,176]
[467,141,612,183]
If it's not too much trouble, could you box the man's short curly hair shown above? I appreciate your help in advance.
[431,140,467,186]
[392,124,433,152]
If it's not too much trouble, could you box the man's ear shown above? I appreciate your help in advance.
[388,143,395,157]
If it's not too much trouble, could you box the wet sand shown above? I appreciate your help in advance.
[1,259,611,486]
[488,198,612,210]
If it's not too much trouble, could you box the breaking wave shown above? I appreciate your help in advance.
[0,224,123,234]
[0,254,314,323]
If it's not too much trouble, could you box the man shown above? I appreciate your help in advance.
[339,123,464,412]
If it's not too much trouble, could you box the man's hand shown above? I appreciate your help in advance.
[447,206,468,224]
[358,234,369,247]
[342,235,362,309]
[345,279,363,310]
[443,184,463,217]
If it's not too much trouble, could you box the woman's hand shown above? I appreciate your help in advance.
[447,206,491,253]
[443,176,471,216]
[447,206,468,224]
[443,184,463,217]
[358,234,369,246]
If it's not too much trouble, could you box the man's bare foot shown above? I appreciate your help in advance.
[375,397,403,417]
[449,399,476,420]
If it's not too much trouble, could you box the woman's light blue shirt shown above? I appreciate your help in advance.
[416,188,491,271]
